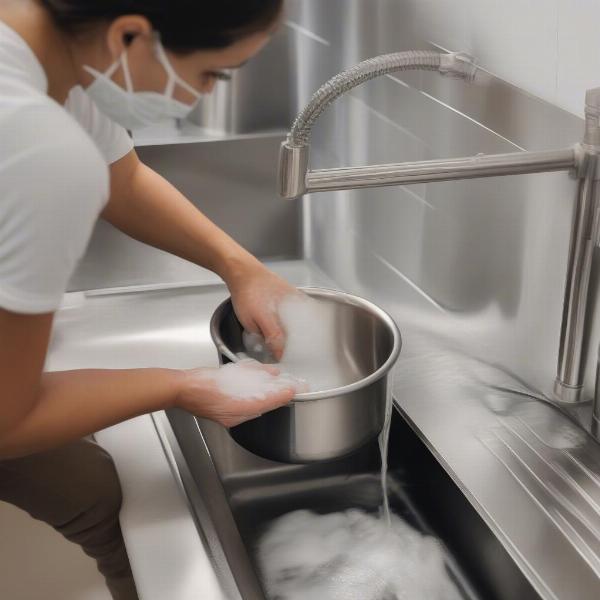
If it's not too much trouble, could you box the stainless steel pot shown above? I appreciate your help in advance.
[209,287,402,463]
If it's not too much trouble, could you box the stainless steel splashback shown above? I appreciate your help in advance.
[285,0,596,402]
[68,134,302,292]
[186,27,296,135]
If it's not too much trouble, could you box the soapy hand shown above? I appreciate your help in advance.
[176,359,306,428]
[226,262,300,361]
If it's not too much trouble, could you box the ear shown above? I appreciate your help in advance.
[104,15,154,60]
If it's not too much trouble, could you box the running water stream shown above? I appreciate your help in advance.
[254,294,461,599]
[379,380,394,527]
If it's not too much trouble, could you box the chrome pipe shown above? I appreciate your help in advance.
[555,153,600,403]
[552,89,600,404]
[278,50,477,198]
[306,148,579,193]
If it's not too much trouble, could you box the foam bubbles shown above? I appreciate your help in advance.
[258,509,461,600]
[241,294,364,392]
[209,361,306,401]
[276,294,362,392]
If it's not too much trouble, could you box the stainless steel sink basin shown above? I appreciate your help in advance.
[48,264,599,600]
[166,405,541,600]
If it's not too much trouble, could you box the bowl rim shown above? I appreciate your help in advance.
[209,286,402,402]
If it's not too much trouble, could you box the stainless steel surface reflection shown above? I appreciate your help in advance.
[210,287,401,462]
[288,0,600,411]
[46,263,600,599]
[593,345,600,440]
[278,32,600,412]
[186,26,294,135]
[68,134,302,293]
[166,403,540,600]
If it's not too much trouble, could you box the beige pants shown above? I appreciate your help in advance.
[0,440,138,600]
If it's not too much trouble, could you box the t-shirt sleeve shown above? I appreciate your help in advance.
[0,103,109,314]
[65,86,134,165]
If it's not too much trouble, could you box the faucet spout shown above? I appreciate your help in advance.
[278,50,477,198]
[289,51,476,148]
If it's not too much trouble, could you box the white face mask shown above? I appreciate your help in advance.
[83,38,202,130]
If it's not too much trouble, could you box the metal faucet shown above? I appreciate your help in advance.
[278,50,600,421]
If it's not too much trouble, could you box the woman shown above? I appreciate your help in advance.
[0,1,300,598]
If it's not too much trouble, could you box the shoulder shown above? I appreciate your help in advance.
[0,93,109,204]
[65,86,134,164]
[0,97,109,314]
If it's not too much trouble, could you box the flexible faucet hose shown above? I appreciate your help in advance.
[289,51,446,147]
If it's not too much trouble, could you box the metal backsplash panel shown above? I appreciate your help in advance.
[289,0,596,400]
[186,26,296,135]
[68,135,302,291]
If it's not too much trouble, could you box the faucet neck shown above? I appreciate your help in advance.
[288,51,476,148]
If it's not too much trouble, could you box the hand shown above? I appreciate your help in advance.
[176,360,304,428]
[225,261,299,360]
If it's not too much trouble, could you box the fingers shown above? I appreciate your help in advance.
[252,386,297,412]
[218,385,296,428]
[258,363,281,376]
[255,314,286,361]
[237,358,281,376]
[238,313,260,335]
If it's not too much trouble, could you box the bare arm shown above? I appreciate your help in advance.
[103,150,296,358]
[102,150,261,287]
[0,309,296,460]
[0,152,304,459]
[0,308,181,459]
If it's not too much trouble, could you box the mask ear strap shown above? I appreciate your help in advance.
[154,39,202,99]
[154,41,176,97]
[120,51,135,93]
[103,57,122,79]
[83,54,124,81]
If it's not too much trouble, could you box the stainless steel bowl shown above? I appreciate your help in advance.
[209,287,402,463]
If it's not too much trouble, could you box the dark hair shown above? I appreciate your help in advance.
[40,0,283,52]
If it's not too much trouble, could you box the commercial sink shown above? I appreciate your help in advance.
[47,260,600,600]
[166,404,540,600]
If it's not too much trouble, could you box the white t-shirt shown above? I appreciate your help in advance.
[0,20,134,314]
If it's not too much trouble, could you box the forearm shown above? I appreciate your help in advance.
[0,368,182,459]
[102,151,295,353]
[103,152,261,285]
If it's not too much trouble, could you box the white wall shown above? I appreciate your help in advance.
[414,0,600,117]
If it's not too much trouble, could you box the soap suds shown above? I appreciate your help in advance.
[209,360,306,401]
[277,294,355,392]
[244,294,364,393]
[243,331,277,364]
[258,509,461,600]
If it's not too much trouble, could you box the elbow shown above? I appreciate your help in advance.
[0,413,40,460]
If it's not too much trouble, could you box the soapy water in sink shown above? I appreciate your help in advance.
[253,298,458,599]
[257,380,460,600]
[258,507,461,600]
